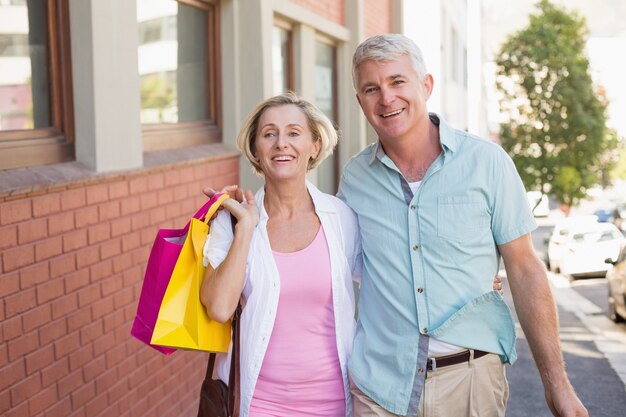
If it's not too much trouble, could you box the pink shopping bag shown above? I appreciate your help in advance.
[130,194,225,354]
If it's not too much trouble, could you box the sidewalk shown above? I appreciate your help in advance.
[503,273,626,417]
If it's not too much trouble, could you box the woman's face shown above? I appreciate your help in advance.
[254,104,321,182]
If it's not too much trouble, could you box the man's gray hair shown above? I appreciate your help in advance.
[352,34,428,90]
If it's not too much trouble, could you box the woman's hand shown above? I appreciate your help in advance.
[203,185,259,231]
[493,274,504,294]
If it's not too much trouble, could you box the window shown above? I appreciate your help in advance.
[272,23,293,95]
[137,0,220,151]
[0,0,74,169]
[314,38,338,194]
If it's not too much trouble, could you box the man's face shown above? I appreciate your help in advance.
[355,55,433,143]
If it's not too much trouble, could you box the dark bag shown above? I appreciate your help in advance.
[197,304,241,417]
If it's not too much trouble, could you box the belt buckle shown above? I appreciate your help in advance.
[429,357,437,372]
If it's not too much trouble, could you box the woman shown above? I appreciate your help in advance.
[200,92,360,417]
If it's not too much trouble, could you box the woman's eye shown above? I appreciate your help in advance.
[263,132,275,138]
[288,131,300,137]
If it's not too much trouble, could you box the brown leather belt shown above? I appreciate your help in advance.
[427,349,489,372]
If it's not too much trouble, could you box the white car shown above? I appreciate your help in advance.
[547,215,598,273]
[527,191,550,217]
[559,222,626,279]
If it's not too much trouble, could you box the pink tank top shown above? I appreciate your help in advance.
[249,226,345,417]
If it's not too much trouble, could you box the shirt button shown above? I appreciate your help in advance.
[410,205,416,210]
[418,368,424,374]
[422,328,428,334]
[412,244,419,251]
[417,288,423,293]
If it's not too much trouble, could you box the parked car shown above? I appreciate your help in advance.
[526,191,550,217]
[559,222,625,279]
[607,245,626,323]
[546,215,598,273]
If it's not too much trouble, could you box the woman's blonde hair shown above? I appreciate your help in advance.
[236,91,339,176]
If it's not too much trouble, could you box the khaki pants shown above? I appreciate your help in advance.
[352,351,509,417]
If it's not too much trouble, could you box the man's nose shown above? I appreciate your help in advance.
[379,87,395,106]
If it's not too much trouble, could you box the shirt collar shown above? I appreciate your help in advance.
[368,113,460,165]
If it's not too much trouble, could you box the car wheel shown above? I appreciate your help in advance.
[608,294,625,323]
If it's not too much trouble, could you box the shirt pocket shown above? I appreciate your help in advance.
[437,195,489,242]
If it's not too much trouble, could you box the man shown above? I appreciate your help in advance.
[337,34,587,417]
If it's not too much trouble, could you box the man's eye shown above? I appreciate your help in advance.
[393,80,405,85]
[365,87,378,94]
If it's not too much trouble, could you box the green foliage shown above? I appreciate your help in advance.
[495,0,616,206]
[611,139,626,181]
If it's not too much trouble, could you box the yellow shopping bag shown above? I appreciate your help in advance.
[151,193,232,352]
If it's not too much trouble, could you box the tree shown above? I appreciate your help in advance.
[495,0,616,207]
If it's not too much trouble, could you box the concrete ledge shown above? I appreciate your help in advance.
[0,143,240,201]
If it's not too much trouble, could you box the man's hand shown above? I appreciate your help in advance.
[545,380,588,417]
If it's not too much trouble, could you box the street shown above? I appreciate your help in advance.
[503,222,626,416]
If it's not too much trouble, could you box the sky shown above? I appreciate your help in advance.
[481,0,626,137]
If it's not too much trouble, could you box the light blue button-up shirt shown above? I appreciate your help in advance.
[338,114,537,415]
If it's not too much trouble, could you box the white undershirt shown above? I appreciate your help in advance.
[408,180,465,356]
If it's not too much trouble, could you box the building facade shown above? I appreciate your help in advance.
[0,1,479,416]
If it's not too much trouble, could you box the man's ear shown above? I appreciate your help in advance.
[422,73,434,100]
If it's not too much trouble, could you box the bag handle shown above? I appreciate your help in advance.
[202,193,230,225]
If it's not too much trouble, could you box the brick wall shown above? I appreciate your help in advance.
[290,0,344,25]
[364,0,392,38]
[0,155,239,417]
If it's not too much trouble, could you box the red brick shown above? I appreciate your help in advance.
[22,303,51,332]
[100,237,121,260]
[139,192,158,211]
[64,268,90,293]
[180,166,194,182]
[77,283,101,308]
[28,385,57,415]
[63,229,88,252]
[49,253,76,278]
[122,266,142,288]
[80,320,103,346]
[0,358,25,391]
[149,206,167,225]
[5,288,36,318]
[157,188,175,206]
[146,172,165,191]
[113,287,134,309]
[75,245,100,269]
[48,210,75,235]
[43,396,71,417]
[103,309,125,333]
[53,331,80,360]
[51,293,78,320]
[0,199,32,225]
[8,332,39,361]
[60,188,86,210]
[84,392,108,417]
[5,399,28,417]
[38,318,67,345]
[0,271,19,297]
[105,344,126,368]
[85,183,109,205]
[111,216,132,237]
[17,217,48,244]
[120,195,141,215]
[0,390,9,415]
[102,273,123,296]
[70,380,95,408]
[0,225,17,249]
[90,259,113,283]
[32,193,61,217]
[99,200,121,221]
[122,231,141,252]
[2,244,34,272]
[95,366,118,394]
[164,201,183,220]
[66,308,91,332]
[92,295,114,320]
[112,252,133,273]
[140,227,156,246]
[109,181,129,199]
[25,344,54,375]
[35,236,63,261]
[173,184,189,201]
[36,278,65,304]
[92,331,116,357]
[88,222,111,244]
[74,205,99,228]
[106,378,130,407]
[0,340,7,367]
[83,355,106,381]
[129,176,148,195]
[69,344,93,371]
[41,357,69,387]
[2,315,23,341]
[57,368,83,398]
